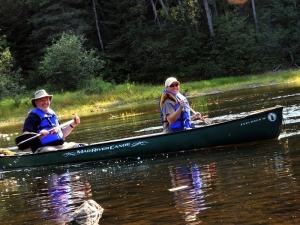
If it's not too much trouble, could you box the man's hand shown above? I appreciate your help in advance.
[71,115,80,128]
[40,129,50,138]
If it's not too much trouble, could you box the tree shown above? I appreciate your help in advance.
[0,35,23,99]
[26,0,93,51]
[38,33,104,92]
[251,0,258,31]
[0,0,33,78]
[203,0,215,37]
[92,0,105,53]
[1,0,300,87]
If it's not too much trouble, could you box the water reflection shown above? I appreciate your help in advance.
[0,176,18,193]
[51,173,91,217]
[1,147,300,224]
[169,163,218,223]
[30,171,93,224]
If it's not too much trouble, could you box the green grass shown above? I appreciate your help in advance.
[1,69,300,126]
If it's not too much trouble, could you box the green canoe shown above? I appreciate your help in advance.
[0,106,283,170]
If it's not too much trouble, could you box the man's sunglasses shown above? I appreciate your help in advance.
[169,83,179,87]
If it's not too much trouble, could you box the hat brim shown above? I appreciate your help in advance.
[31,95,53,107]
[166,80,180,87]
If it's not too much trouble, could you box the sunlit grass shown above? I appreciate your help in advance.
[1,69,300,126]
[186,70,300,94]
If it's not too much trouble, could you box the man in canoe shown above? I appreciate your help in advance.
[21,89,86,153]
[159,77,202,133]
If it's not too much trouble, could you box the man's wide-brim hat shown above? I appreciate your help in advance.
[31,89,53,107]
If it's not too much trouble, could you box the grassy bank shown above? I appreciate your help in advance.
[1,69,300,126]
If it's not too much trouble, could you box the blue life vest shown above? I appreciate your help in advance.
[30,108,65,146]
[159,90,193,131]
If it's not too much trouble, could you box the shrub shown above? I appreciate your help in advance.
[38,33,105,92]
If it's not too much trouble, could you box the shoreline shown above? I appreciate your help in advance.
[1,79,298,128]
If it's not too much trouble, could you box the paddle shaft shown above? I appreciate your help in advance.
[176,97,212,125]
[5,146,19,151]
[185,104,197,115]
[176,96,201,116]
[16,119,74,146]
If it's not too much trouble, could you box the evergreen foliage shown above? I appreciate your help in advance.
[0,0,299,93]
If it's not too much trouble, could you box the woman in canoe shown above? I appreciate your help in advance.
[159,77,202,133]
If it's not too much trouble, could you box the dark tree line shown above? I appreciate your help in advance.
[0,0,300,97]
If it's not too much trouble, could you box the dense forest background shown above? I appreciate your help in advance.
[0,0,300,99]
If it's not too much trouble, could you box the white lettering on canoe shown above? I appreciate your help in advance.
[62,141,149,157]
[240,117,266,126]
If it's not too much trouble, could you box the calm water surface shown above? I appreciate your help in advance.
[0,83,300,224]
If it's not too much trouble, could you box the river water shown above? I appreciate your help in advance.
[0,83,300,224]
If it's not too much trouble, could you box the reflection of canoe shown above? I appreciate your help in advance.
[0,106,283,170]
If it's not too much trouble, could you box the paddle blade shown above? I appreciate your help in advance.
[15,133,40,150]
[203,118,212,125]
[201,116,212,125]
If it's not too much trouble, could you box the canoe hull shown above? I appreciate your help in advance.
[0,106,283,170]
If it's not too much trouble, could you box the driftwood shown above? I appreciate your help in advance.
[289,50,300,68]
[271,50,300,72]
[272,64,282,72]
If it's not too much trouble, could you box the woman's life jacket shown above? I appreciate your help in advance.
[30,108,65,146]
[159,90,194,131]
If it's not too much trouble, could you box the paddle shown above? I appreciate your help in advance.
[185,104,212,125]
[15,119,74,150]
[176,96,212,125]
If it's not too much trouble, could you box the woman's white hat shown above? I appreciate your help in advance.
[165,77,180,87]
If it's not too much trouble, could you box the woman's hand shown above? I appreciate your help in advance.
[179,100,186,109]
[191,112,202,120]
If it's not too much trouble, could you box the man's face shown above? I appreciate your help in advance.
[35,97,51,111]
